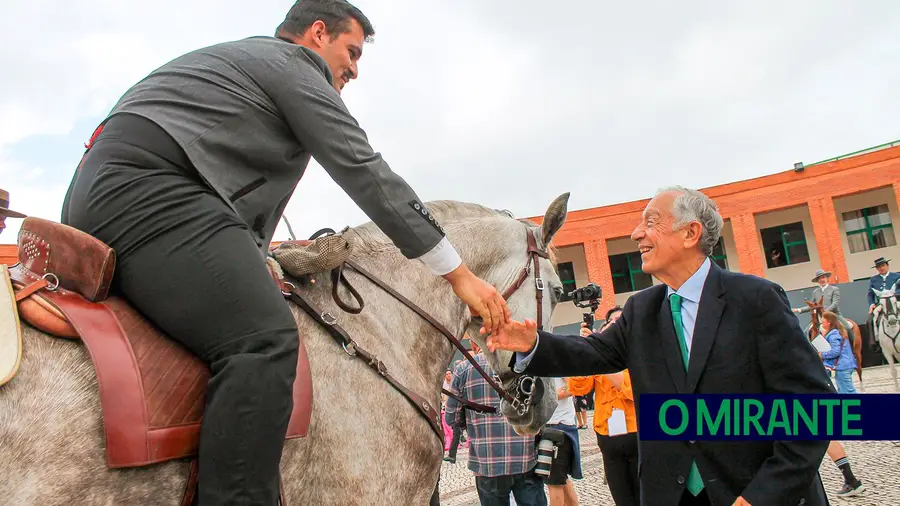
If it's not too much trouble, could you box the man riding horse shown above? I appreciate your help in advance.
[868,257,900,313]
[60,1,510,504]
[793,268,852,339]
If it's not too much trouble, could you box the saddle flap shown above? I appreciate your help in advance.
[18,217,116,301]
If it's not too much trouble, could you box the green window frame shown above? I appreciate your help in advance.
[709,237,728,270]
[557,261,577,291]
[761,222,810,268]
[609,252,651,293]
[843,205,895,253]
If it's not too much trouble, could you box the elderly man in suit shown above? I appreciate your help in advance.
[793,269,851,334]
[60,1,510,504]
[0,189,26,236]
[485,186,833,506]
[867,257,900,314]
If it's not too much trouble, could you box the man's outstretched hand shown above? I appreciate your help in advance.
[480,318,539,353]
[444,264,510,335]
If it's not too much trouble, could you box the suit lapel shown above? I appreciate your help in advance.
[658,296,688,393]
[686,264,726,392]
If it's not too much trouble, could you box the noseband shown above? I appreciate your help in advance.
[281,228,549,442]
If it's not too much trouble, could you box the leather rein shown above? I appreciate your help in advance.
[279,229,549,442]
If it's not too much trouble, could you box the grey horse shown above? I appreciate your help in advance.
[1,194,570,505]
[872,283,900,391]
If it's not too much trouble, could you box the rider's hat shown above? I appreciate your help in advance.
[0,189,25,218]
[873,256,891,269]
[811,269,831,282]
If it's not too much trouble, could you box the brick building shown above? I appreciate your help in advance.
[535,141,900,330]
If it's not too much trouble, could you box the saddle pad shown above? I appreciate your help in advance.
[0,265,23,386]
[11,265,312,468]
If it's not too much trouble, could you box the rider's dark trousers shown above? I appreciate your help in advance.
[62,114,299,505]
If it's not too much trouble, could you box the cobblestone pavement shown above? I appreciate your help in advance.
[438,365,900,505]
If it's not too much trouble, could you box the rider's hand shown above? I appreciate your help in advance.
[792,308,801,314]
[444,264,510,335]
[869,304,876,315]
[580,322,592,337]
[481,318,538,353]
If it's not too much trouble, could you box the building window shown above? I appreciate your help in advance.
[557,262,577,291]
[843,204,896,254]
[710,237,728,270]
[761,222,810,268]
[609,252,652,294]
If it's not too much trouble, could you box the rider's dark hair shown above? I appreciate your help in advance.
[277,0,375,41]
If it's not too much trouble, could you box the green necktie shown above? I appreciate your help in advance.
[669,293,705,496]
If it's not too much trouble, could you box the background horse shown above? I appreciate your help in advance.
[871,284,900,391]
[1,195,570,505]
[804,297,864,391]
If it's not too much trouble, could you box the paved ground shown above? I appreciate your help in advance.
[438,365,900,505]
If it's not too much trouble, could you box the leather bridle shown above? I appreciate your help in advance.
[279,227,549,443]
[875,291,900,344]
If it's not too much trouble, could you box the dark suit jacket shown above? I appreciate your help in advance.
[525,263,833,506]
[867,272,900,306]
[104,37,444,257]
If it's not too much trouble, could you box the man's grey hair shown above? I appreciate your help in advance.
[657,186,723,257]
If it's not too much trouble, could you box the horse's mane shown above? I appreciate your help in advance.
[347,200,520,253]
[343,200,559,267]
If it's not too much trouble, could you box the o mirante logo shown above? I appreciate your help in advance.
[639,394,897,441]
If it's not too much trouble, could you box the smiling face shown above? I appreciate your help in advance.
[630,191,705,284]
[877,263,890,275]
[817,275,829,287]
[291,18,365,94]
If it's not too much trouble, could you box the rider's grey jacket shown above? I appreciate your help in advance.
[798,285,842,315]
[105,36,449,265]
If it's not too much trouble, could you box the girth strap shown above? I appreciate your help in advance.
[284,285,445,441]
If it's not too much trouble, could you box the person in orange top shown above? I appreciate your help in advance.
[568,306,640,506]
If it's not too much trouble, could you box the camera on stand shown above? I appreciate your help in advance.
[559,282,603,329]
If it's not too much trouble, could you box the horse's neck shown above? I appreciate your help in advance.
[344,249,468,392]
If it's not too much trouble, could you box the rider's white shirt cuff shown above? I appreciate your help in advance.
[418,237,462,276]
[513,333,540,373]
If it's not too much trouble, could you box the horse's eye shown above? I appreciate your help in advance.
[552,286,564,301]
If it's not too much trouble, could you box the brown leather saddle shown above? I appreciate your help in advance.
[10,217,311,501]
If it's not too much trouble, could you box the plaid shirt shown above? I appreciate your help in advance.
[444,353,537,478]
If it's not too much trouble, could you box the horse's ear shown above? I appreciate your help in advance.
[539,193,570,249]
[818,296,824,305]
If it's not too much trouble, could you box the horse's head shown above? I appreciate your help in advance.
[873,283,899,326]
[804,297,824,336]
[450,193,570,434]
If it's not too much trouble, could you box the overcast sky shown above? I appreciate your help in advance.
[3,0,900,243]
